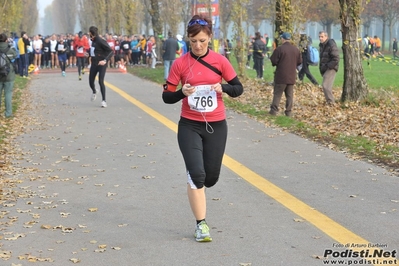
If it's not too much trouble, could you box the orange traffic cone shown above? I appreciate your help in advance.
[33,66,40,75]
[119,63,127,73]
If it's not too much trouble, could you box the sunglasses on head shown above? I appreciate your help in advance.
[188,19,208,27]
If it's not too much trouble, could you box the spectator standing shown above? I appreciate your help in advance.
[50,34,58,68]
[0,33,18,118]
[105,34,116,68]
[225,39,232,61]
[318,31,339,105]
[363,34,370,58]
[139,34,146,65]
[162,31,179,81]
[68,34,76,67]
[298,34,319,85]
[42,36,51,68]
[218,38,225,56]
[373,35,383,57]
[176,34,187,55]
[11,33,20,74]
[145,36,154,67]
[17,31,30,78]
[120,35,131,66]
[368,36,375,56]
[269,32,302,116]
[393,38,398,59]
[130,35,140,65]
[32,35,43,69]
[246,37,254,69]
[264,33,270,54]
[252,32,266,79]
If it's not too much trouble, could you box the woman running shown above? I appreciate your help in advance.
[162,15,243,242]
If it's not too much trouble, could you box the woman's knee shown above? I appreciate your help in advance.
[204,175,220,188]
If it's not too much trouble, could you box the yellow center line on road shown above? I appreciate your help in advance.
[105,80,397,265]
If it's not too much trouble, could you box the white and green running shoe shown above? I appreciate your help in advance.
[195,220,212,242]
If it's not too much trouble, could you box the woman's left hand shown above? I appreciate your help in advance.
[211,83,223,94]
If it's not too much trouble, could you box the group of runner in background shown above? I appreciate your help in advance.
[8,32,167,75]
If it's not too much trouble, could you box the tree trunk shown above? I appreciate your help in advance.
[275,0,292,47]
[149,0,162,63]
[339,0,368,102]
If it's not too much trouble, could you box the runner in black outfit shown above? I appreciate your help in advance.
[88,26,113,108]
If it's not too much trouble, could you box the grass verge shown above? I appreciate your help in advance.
[129,64,398,174]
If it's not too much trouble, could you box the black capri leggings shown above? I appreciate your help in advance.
[177,117,227,189]
[89,59,107,101]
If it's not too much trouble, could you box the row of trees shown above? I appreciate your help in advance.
[0,0,38,35]
[2,0,398,51]
[2,0,395,102]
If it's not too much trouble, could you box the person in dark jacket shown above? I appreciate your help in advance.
[0,33,18,118]
[162,31,179,81]
[393,38,398,59]
[269,32,302,116]
[318,31,339,104]
[55,37,69,77]
[298,34,319,86]
[252,32,266,79]
[88,26,113,108]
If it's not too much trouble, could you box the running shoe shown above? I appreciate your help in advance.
[101,101,107,108]
[82,69,85,75]
[195,221,212,242]
[91,93,96,102]
[79,75,82,81]
[62,71,66,77]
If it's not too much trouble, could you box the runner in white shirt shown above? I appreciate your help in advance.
[50,34,58,68]
[32,35,43,68]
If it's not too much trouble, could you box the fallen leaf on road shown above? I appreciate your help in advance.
[70,258,81,263]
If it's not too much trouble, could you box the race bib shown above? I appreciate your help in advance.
[58,44,64,51]
[90,47,95,56]
[188,85,217,112]
[77,47,84,53]
[123,44,129,49]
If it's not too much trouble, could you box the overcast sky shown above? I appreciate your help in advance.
[38,0,54,17]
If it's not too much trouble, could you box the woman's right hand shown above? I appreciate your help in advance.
[182,84,196,96]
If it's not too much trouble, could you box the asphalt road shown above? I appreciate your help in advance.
[1,68,398,266]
